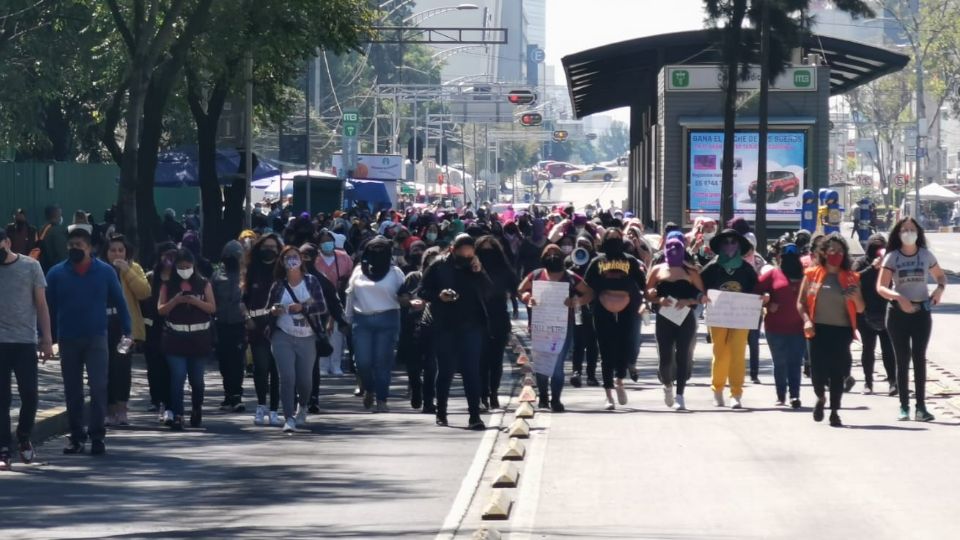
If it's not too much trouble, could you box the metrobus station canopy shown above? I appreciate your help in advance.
[562,30,909,228]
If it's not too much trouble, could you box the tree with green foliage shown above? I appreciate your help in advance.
[597,121,629,161]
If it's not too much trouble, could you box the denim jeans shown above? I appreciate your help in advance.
[166,355,207,417]
[536,329,573,403]
[765,332,806,401]
[0,343,39,448]
[435,326,483,416]
[60,337,109,443]
[352,310,401,402]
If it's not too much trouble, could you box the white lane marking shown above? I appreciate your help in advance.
[507,411,552,540]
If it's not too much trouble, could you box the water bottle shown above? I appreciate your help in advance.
[641,309,651,326]
[116,336,134,355]
[573,298,582,326]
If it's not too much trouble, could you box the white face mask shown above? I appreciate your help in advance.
[900,231,918,246]
[702,232,716,242]
[177,268,194,280]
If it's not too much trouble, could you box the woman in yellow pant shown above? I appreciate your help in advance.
[700,228,758,409]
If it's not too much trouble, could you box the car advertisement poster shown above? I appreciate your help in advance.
[688,131,805,222]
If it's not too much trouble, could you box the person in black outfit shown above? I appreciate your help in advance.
[398,246,442,414]
[474,235,519,411]
[569,235,599,387]
[852,234,896,396]
[584,228,647,411]
[419,234,493,430]
[143,242,177,418]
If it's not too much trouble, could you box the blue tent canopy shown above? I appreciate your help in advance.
[344,179,392,206]
[153,146,280,187]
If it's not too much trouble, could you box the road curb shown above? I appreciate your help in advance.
[20,406,69,447]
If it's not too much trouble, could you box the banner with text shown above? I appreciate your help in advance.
[704,289,763,330]
[688,131,806,223]
[531,280,570,377]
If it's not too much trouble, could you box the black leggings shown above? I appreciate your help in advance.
[655,312,697,395]
[572,308,598,377]
[398,325,437,406]
[144,327,169,407]
[251,338,280,410]
[886,306,932,409]
[107,323,132,405]
[593,307,637,389]
[858,317,895,386]
[481,324,509,399]
[216,322,246,403]
[808,324,853,412]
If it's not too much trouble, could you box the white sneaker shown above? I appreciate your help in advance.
[162,410,174,426]
[673,395,686,411]
[713,390,725,407]
[282,417,296,433]
[615,380,628,405]
[295,407,307,426]
[731,397,743,409]
[663,384,675,408]
[604,398,616,411]
[253,405,267,426]
[269,411,283,426]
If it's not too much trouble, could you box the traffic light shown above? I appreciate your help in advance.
[507,89,537,105]
[519,113,543,127]
[434,144,449,166]
[406,135,424,163]
[496,158,505,173]
[552,130,569,143]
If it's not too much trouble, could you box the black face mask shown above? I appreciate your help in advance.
[602,238,624,258]
[542,254,565,272]
[453,255,473,269]
[68,248,86,263]
[259,250,277,265]
[407,252,423,267]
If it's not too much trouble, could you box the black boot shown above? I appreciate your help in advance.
[189,407,202,428]
[489,394,500,409]
[435,404,448,426]
[467,414,485,430]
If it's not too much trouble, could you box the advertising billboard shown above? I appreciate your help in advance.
[332,153,404,181]
[688,131,806,222]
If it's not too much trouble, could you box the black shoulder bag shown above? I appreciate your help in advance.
[283,280,334,357]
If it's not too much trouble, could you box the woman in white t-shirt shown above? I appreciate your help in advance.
[266,246,328,433]
[346,237,406,413]
[877,217,947,422]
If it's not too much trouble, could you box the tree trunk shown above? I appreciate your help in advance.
[117,71,148,250]
[197,116,224,260]
[719,0,748,226]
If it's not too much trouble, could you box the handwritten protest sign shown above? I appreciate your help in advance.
[704,289,763,330]
[531,280,569,377]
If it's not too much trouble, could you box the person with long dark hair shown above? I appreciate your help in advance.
[266,246,328,432]
[474,235,518,410]
[798,235,865,427]
[645,236,706,411]
[345,237,405,412]
[243,234,283,427]
[584,228,646,410]
[569,235,599,387]
[756,242,806,408]
[853,234,896,396]
[877,217,947,422]
[102,234,150,426]
[157,249,216,430]
[144,242,177,421]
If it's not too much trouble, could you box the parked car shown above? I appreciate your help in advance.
[546,162,580,178]
[562,164,619,183]
[748,170,801,202]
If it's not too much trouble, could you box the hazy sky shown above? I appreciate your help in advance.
[545,0,708,123]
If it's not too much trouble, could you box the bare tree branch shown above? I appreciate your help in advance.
[105,0,135,55]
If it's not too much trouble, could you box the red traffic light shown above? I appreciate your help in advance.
[519,113,543,127]
[507,90,536,105]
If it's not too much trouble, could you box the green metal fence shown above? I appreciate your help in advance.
[0,162,199,227]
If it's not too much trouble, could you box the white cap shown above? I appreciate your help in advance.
[332,232,346,249]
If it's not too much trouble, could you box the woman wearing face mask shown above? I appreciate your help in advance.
[314,230,354,376]
[645,237,706,411]
[266,246,328,432]
[877,218,947,422]
[157,249,217,430]
[243,234,283,427]
[852,234,896,396]
[143,242,178,420]
[474,236,519,411]
[102,235,151,425]
[570,235,600,387]
[299,242,348,412]
[584,229,647,410]
[756,242,806,408]
[212,241,247,414]
[345,237,406,413]
[422,223,441,247]
[797,235,865,427]
[701,229,758,409]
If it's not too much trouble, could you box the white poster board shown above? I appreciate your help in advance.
[658,297,691,327]
[704,289,763,330]
[531,280,570,377]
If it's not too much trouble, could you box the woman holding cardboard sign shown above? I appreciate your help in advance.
[700,229,758,410]
[797,235,865,427]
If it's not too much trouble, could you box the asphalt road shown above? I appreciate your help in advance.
[547,172,628,212]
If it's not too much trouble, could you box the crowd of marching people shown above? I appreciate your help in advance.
[0,199,947,469]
